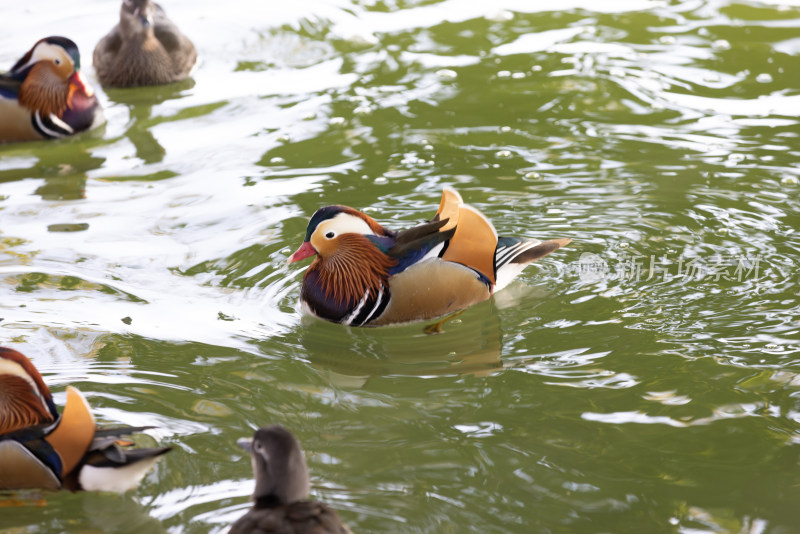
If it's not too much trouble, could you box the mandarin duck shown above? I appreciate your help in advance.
[0,37,103,143]
[0,347,171,492]
[288,187,571,326]
[94,0,197,87]
[230,425,352,534]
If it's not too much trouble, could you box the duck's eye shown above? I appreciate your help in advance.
[54,58,61,66]
[325,231,335,239]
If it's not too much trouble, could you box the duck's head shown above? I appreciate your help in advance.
[237,425,311,505]
[120,0,156,35]
[289,205,389,263]
[12,37,94,116]
[0,347,59,434]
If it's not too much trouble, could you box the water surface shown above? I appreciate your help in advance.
[2,0,799,532]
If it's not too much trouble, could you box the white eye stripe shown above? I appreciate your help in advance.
[317,213,375,237]
[23,42,72,71]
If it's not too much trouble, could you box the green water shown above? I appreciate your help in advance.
[2,0,800,532]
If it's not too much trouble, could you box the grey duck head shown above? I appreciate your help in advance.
[237,425,311,505]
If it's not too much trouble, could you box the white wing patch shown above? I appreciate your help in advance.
[78,456,161,493]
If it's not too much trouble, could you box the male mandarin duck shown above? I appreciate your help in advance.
[94,0,197,87]
[0,36,103,143]
[288,187,571,326]
[230,425,352,534]
[0,347,171,492]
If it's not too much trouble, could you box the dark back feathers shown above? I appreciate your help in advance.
[388,218,450,257]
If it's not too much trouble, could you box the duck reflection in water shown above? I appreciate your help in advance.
[0,144,104,201]
[283,301,505,388]
[103,78,195,168]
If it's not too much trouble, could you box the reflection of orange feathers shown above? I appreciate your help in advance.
[45,387,95,477]
[442,205,498,284]
[18,63,69,117]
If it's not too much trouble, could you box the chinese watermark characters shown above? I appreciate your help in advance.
[575,252,762,283]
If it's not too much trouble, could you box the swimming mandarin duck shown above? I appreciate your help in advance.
[230,425,352,534]
[0,347,171,492]
[0,36,103,143]
[288,187,571,326]
[94,0,197,87]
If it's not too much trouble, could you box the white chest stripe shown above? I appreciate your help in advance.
[360,288,386,325]
[49,113,74,134]
[34,111,73,138]
[343,289,370,326]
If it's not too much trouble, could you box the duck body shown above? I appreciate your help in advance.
[0,36,103,143]
[94,0,197,87]
[230,425,352,534]
[0,347,171,492]
[289,188,571,326]
[229,500,350,534]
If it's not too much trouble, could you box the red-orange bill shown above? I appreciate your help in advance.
[288,241,316,263]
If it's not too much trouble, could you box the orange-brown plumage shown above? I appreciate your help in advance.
[0,347,56,434]
[0,347,171,492]
[290,188,570,326]
[0,347,53,403]
[45,387,95,477]
[18,63,70,117]
[311,234,396,305]
[441,205,498,285]
[0,376,55,434]
[1,37,103,143]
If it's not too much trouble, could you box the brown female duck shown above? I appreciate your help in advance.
[230,425,352,534]
[0,36,103,143]
[94,0,197,87]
